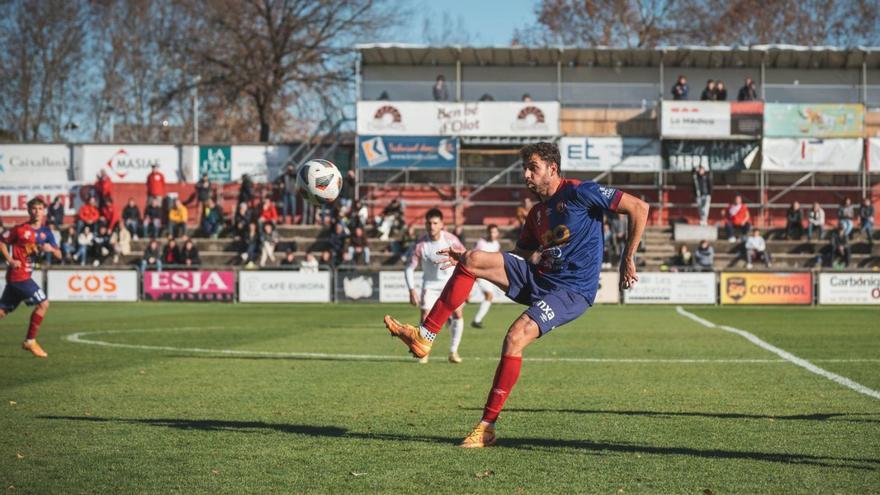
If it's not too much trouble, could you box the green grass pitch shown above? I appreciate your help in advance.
[1,302,878,493]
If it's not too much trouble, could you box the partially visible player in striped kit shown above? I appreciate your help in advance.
[470,224,500,329]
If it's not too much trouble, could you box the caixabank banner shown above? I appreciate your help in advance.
[720,272,813,305]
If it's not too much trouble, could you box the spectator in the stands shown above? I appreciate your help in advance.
[328,222,348,264]
[859,198,874,245]
[47,196,65,229]
[146,164,166,204]
[200,198,223,238]
[671,244,693,271]
[355,199,369,230]
[122,198,141,239]
[259,222,279,267]
[100,196,120,232]
[259,195,279,227]
[143,197,163,238]
[162,238,182,266]
[238,174,255,205]
[432,75,448,101]
[377,197,403,240]
[516,197,533,228]
[347,226,370,265]
[300,253,319,272]
[233,202,253,239]
[280,250,297,267]
[76,196,100,235]
[692,164,712,226]
[838,197,855,237]
[737,77,758,101]
[377,91,390,100]
[95,169,113,207]
[92,224,116,266]
[700,80,717,101]
[671,75,688,100]
[694,240,715,271]
[715,81,728,101]
[240,222,260,266]
[61,226,77,264]
[479,93,495,101]
[168,198,188,238]
[181,239,201,266]
[112,222,131,260]
[392,224,417,258]
[830,225,852,267]
[340,170,356,210]
[76,226,94,266]
[785,201,803,240]
[724,194,751,242]
[277,165,298,224]
[187,173,213,223]
[608,211,628,259]
[140,239,162,272]
[521,93,532,102]
[807,201,825,242]
[453,225,467,247]
[745,229,771,269]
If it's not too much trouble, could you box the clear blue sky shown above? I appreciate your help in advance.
[392,0,538,46]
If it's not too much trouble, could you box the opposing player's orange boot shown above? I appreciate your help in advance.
[383,315,432,358]
[22,340,48,358]
[459,422,496,448]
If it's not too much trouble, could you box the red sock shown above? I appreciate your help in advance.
[422,264,476,334]
[27,312,44,340]
[481,355,523,423]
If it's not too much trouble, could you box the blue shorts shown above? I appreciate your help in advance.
[0,279,48,313]
[502,252,590,336]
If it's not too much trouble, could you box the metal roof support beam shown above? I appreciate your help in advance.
[760,58,766,100]
[456,49,462,102]
[557,48,563,102]
[862,59,868,104]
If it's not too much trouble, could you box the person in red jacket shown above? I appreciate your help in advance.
[95,169,113,207]
[724,194,751,242]
[76,197,100,235]
[146,164,166,204]
[100,196,120,232]
[259,195,279,226]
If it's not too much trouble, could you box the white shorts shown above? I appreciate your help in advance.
[420,287,465,313]
[476,278,496,294]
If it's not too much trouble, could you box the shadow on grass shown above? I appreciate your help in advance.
[466,407,880,424]
[39,415,879,471]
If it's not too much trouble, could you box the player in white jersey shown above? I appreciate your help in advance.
[404,208,466,363]
[471,224,501,328]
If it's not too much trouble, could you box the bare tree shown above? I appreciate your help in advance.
[421,11,474,45]
[0,0,90,141]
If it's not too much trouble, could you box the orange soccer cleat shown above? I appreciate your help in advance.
[22,340,48,358]
[459,422,496,448]
[383,315,432,358]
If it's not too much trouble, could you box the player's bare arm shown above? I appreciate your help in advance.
[614,192,650,290]
[42,243,62,260]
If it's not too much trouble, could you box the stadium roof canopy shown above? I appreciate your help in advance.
[356,44,880,69]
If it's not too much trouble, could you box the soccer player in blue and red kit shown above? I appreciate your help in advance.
[384,142,649,447]
[0,197,61,358]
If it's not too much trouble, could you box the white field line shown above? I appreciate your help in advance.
[675,306,880,401]
[66,328,880,365]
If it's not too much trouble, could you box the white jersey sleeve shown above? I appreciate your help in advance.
[404,237,425,290]
[474,238,500,253]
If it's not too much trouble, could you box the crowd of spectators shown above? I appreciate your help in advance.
[671,75,759,101]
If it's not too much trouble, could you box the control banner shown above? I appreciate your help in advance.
[720,272,813,305]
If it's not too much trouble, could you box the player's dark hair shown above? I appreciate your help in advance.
[425,208,443,221]
[27,197,47,209]
[519,142,561,175]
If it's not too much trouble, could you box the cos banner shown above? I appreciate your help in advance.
[623,272,716,304]
[359,136,457,169]
[661,101,730,138]
[0,144,72,184]
[764,103,864,138]
[79,145,181,183]
[143,271,235,302]
[664,140,759,171]
[357,101,560,136]
[47,270,138,302]
[761,138,863,172]
[560,137,661,172]
[239,271,331,303]
[720,272,812,305]
[818,273,880,305]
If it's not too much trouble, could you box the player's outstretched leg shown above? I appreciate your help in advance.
[22,301,49,358]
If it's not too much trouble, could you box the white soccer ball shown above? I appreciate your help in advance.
[296,159,343,206]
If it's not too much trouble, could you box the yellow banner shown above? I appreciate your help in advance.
[720,272,813,305]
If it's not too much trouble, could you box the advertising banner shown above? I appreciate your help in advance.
[623,272,716,304]
[0,145,72,184]
[47,270,138,302]
[378,271,420,303]
[0,184,80,217]
[730,101,764,136]
[358,136,457,169]
[143,270,235,302]
[238,270,331,303]
[720,272,813,305]
[594,271,621,304]
[230,145,291,182]
[335,270,379,302]
[79,145,181,183]
[664,140,759,171]
[661,101,730,138]
[764,103,864,138]
[0,271,44,295]
[199,146,233,182]
[818,273,880,305]
[357,101,560,136]
[560,137,662,172]
[868,138,880,172]
[761,138,863,172]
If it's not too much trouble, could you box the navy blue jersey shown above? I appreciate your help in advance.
[516,179,622,304]
[35,227,58,249]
